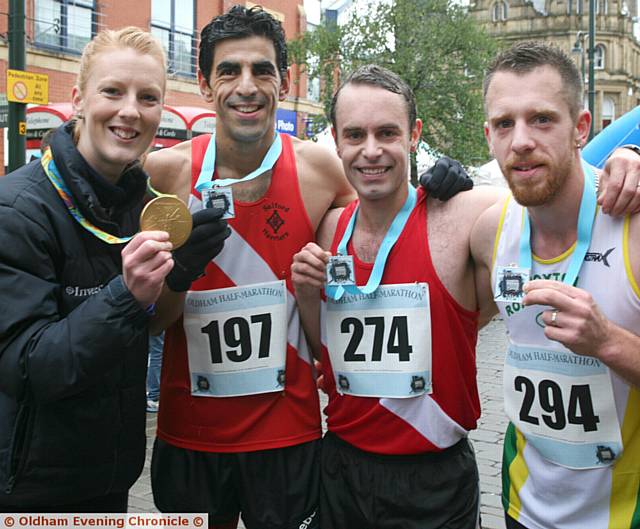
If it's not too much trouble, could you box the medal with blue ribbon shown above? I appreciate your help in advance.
[518,159,598,286]
[325,184,417,300]
[194,131,282,212]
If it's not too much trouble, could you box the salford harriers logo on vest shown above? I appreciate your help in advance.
[263,202,289,241]
[584,247,615,267]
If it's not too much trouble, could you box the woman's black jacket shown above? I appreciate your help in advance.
[0,124,151,506]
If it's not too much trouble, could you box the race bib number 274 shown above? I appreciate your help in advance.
[326,283,431,398]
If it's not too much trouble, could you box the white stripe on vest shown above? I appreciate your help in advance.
[320,300,467,449]
[188,194,311,365]
[380,397,468,449]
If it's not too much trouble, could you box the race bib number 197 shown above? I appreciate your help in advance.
[184,280,288,397]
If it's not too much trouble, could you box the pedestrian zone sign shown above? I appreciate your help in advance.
[7,70,48,105]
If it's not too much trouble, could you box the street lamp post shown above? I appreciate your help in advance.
[572,30,587,92]
[571,0,597,140]
[8,0,26,172]
[588,0,595,140]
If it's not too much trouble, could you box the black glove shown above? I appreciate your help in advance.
[419,156,473,201]
[166,207,231,292]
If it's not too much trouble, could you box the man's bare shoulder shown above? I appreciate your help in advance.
[629,209,640,234]
[427,185,506,226]
[292,137,344,182]
[292,136,337,163]
[470,192,509,267]
[145,141,194,199]
[291,137,355,228]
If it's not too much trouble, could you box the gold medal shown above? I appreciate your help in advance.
[140,196,192,249]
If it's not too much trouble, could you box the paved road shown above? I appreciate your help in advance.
[130,318,510,529]
[471,318,509,529]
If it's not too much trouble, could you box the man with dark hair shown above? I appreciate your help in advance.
[198,5,288,81]
[471,41,640,529]
[143,6,351,528]
[292,63,500,529]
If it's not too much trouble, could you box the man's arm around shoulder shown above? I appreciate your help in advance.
[470,193,506,328]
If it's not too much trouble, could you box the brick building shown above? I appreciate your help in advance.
[469,0,640,135]
[0,0,323,173]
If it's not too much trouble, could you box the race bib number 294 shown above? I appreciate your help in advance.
[503,343,622,469]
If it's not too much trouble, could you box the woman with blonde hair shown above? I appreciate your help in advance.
[0,27,173,512]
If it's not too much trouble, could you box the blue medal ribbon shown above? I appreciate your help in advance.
[326,185,417,300]
[195,131,282,193]
[518,160,597,286]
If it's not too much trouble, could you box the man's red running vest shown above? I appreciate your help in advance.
[322,189,480,454]
[157,133,321,452]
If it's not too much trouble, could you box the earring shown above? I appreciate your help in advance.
[76,112,84,120]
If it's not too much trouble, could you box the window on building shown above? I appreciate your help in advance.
[491,0,508,21]
[602,96,615,129]
[151,0,195,76]
[594,44,605,69]
[595,0,608,13]
[34,0,94,54]
[567,0,587,13]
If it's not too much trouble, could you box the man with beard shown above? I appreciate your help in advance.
[471,41,640,529]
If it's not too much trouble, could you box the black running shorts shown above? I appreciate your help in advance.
[320,432,480,529]
[151,437,320,529]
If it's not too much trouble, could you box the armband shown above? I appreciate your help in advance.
[621,144,640,157]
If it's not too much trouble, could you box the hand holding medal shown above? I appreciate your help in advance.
[141,181,230,293]
[292,243,332,292]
